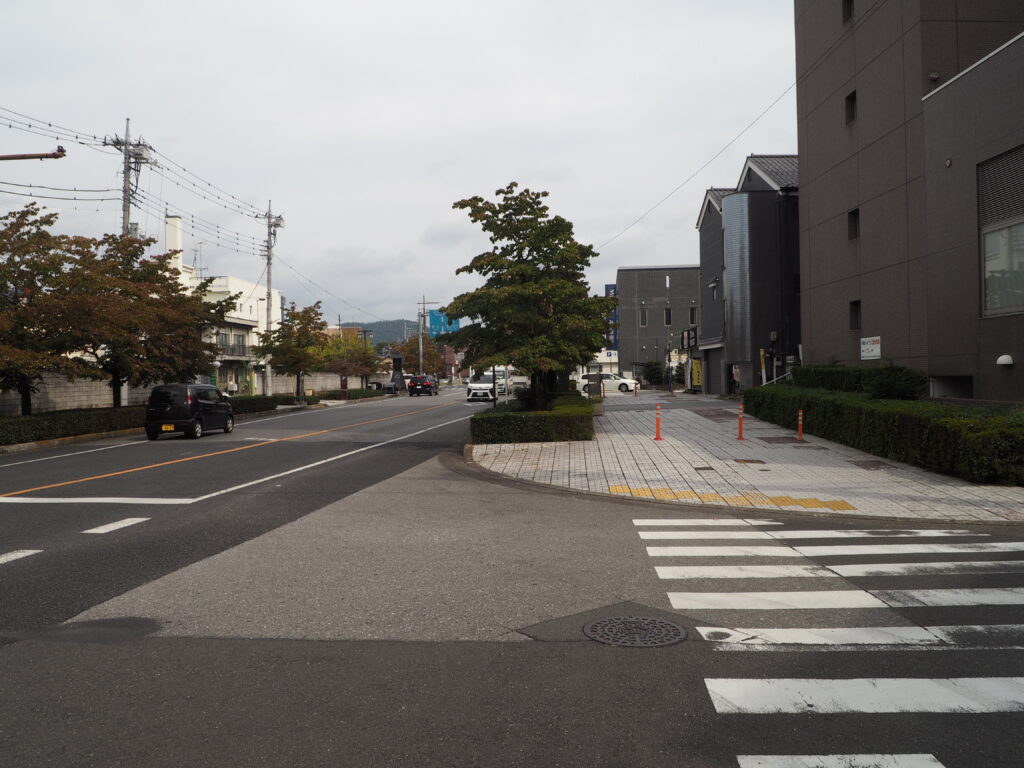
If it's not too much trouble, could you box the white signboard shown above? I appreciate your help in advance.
[860,336,882,360]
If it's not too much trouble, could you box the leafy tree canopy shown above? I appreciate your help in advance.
[394,334,443,377]
[319,331,383,387]
[254,301,328,396]
[440,182,615,404]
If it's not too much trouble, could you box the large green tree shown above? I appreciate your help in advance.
[320,332,383,389]
[254,301,328,397]
[72,233,236,406]
[440,183,616,408]
[0,205,89,415]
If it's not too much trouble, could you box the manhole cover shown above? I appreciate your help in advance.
[582,616,686,648]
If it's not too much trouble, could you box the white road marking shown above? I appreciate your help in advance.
[0,441,137,469]
[768,529,985,540]
[82,517,150,534]
[655,565,835,579]
[706,677,1024,713]
[647,546,799,557]
[0,415,471,505]
[633,518,781,526]
[698,624,1024,647]
[639,529,987,541]
[831,559,1024,576]
[736,755,945,768]
[874,587,1024,607]
[794,542,1024,556]
[668,590,887,610]
[0,549,42,565]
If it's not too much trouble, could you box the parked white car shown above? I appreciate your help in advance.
[580,372,639,394]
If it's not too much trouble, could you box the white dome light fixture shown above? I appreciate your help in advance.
[996,354,1014,366]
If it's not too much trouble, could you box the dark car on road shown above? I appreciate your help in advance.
[407,375,438,396]
[145,383,234,440]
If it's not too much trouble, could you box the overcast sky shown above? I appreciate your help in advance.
[2,1,797,324]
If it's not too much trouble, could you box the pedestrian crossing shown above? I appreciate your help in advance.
[632,516,1024,767]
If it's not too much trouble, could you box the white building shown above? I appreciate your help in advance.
[165,215,281,394]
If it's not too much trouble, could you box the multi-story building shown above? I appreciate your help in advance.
[695,155,801,393]
[165,215,281,394]
[615,266,700,382]
[794,0,1024,401]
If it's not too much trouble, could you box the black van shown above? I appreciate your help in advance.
[145,383,234,440]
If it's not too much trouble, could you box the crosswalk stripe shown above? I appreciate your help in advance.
[669,591,887,610]
[0,549,42,565]
[875,587,1024,607]
[793,542,1024,556]
[706,677,1024,713]
[736,755,945,768]
[656,565,835,579]
[633,518,781,526]
[697,624,1024,646]
[737,757,942,768]
[832,560,1024,576]
[639,529,987,541]
[648,546,798,557]
[82,517,150,534]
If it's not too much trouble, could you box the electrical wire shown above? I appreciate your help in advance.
[0,187,118,202]
[0,179,119,193]
[275,252,386,322]
[0,105,106,145]
[597,0,887,250]
[149,147,263,217]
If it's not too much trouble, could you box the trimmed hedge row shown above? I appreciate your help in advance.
[0,406,146,447]
[0,393,324,447]
[792,364,927,400]
[314,388,388,401]
[471,394,595,444]
[744,384,1024,485]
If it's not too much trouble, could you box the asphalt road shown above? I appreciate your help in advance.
[2,388,1023,767]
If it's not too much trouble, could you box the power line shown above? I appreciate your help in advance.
[275,253,386,322]
[597,0,887,251]
[0,179,119,193]
[0,187,119,202]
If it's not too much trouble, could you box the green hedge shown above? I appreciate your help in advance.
[314,388,387,400]
[471,393,594,443]
[743,384,1024,485]
[0,406,146,447]
[792,364,927,400]
[227,395,280,414]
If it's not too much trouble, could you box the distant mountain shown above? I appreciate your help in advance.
[339,319,418,344]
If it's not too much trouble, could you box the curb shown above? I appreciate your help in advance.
[462,443,1024,529]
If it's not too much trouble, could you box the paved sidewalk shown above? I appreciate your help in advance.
[471,392,1024,524]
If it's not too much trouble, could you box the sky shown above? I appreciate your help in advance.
[1,1,797,325]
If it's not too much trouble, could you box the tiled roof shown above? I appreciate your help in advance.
[695,187,736,230]
[747,155,799,189]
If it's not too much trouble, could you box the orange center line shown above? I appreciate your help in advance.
[2,401,456,497]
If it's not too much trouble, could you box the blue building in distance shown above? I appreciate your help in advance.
[427,309,460,339]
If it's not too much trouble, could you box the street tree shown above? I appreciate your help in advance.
[320,332,382,389]
[0,205,90,415]
[72,234,235,407]
[440,182,616,408]
[394,334,442,377]
[254,301,328,397]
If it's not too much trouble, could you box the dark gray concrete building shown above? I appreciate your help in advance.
[615,266,699,382]
[794,0,1024,401]
[695,155,801,394]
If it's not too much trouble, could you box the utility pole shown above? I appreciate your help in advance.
[259,202,285,395]
[103,119,154,236]
[417,296,439,375]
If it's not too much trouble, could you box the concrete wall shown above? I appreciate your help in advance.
[794,0,1024,400]
[922,32,1024,401]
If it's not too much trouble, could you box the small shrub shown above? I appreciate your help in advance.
[471,394,594,443]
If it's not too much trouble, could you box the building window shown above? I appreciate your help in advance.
[842,0,853,24]
[217,332,229,348]
[848,208,860,240]
[664,308,672,326]
[845,90,857,124]
[689,306,698,325]
[849,300,861,330]
[982,218,1024,314]
[639,308,648,327]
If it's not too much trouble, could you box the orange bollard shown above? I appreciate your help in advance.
[738,401,744,441]
[654,403,663,441]
[798,408,804,441]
